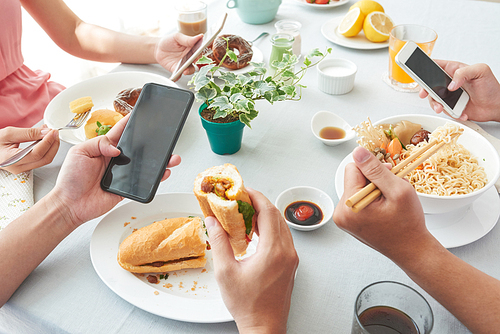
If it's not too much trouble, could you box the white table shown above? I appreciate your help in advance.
[2,0,500,332]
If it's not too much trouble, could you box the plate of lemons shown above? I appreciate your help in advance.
[321,0,394,50]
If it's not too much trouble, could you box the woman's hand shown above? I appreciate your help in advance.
[0,126,60,174]
[419,60,500,122]
[155,33,204,79]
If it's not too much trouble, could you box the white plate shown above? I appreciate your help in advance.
[215,46,264,76]
[335,155,500,248]
[90,192,258,323]
[294,0,351,8]
[321,16,389,50]
[44,72,176,145]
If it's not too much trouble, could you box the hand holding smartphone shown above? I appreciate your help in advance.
[395,41,469,118]
[101,83,194,203]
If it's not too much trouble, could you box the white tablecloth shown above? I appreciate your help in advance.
[2,0,500,333]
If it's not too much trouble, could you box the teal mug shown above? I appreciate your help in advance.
[226,0,282,25]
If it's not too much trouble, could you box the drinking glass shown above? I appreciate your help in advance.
[351,281,434,334]
[268,33,294,76]
[176,1,207,36]
[388,24,437,92]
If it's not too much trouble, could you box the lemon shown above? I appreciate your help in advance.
[363,11,394,42]
[338,8,365,37]
[349,0,384,17]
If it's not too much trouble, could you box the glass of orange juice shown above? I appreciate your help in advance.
[388,25,437,92]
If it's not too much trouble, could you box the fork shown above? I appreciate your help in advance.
[0,111,90,168]
[248,32,269,46]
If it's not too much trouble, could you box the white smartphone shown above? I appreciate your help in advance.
[395,41,469,118]
[169,13,227,82]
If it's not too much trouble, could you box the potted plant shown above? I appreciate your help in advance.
[189,41,332,155]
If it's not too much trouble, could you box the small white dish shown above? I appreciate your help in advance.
[311,111,355,146]
[275,186,334,231]
[321,16,389,50]
[317,58,357,95]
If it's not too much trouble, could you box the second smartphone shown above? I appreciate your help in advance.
[101,83,194,203]
[395,41,469,118]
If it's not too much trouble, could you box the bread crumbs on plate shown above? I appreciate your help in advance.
[124,222,130,227]
[154,291,159,295]
[163,283,173,289]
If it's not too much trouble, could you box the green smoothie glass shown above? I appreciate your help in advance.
[268,33,294,76]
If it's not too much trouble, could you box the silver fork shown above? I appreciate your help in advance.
[0,111,90,168]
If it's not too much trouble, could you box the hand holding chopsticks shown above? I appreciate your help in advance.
[346,134,458,213]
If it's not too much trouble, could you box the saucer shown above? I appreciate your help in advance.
[335,156,500,248]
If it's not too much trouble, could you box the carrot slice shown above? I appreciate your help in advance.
[387,138,402,158]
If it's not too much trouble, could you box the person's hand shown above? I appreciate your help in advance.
[205,188,299,334]
[155,33,204,80]
[419,60,500,122]
[0,126,60,174]
[332,147,436,265]
[50,115,181,228]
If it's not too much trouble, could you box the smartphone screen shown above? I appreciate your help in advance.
[101,83,194,203]
[404,47,464,109]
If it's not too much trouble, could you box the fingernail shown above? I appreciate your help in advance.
[448,81,457,90]
[353,147,371,163]
[41,129,50,136]
[205,216,216,232]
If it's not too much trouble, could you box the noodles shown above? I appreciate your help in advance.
[353,118,389,151]
[401,123,487,196]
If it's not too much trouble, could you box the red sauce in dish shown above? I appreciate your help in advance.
[285,201,323,226]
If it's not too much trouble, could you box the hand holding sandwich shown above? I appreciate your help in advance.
[206,188,299,334]
[0,115,181,307]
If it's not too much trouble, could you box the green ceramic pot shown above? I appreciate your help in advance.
[199,104,245,155]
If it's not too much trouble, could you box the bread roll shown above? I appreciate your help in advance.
[193,164,254,256]
[117,217,207,273]
[84,109,123,139]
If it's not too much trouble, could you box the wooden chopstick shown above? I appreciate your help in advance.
[346,134,458,213]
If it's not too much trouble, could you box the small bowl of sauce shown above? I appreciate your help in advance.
[275,186,334,231]
[311,111,355,146]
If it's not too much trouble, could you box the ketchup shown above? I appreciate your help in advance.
[285,201,323,226]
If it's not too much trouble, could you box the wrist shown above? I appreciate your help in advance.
[45,190,82,230]
[235,313,288,334]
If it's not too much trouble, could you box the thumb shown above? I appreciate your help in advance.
[352,147,400,197]
[205,216,237,267]
[448,63,486,91]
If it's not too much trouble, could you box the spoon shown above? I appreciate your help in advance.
[248,32,269,46]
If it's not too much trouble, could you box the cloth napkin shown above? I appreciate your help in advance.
[0,169,34,230]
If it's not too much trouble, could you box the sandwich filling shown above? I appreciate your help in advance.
[201,176,254,236]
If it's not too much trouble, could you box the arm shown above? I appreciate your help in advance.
[0,115,181,307]
[419,60,500,122]
[205,189,299,334]
[20,0,202,76]
[333,146,500,333]
[0,126,59,174]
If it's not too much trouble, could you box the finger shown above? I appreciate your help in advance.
[9,130,59,172]
[166,154,181,168]
[2,126,49,144]
[418,88,429,99]
[351,147,403,198]
[106,114,130,145]
[448,63,489,91]
[343,162,370,197]
[205,216,237,267]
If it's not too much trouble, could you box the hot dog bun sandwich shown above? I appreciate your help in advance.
[117,217,207,273]
[193,164,255,256]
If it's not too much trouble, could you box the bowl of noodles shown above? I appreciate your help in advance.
[352,114,500,214]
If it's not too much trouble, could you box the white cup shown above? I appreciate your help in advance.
[317,59,357,95]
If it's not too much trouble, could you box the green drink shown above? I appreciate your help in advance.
[268,33,294,76]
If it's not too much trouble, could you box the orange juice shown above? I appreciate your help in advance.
[389,40,434,84]
[388,25,437,89]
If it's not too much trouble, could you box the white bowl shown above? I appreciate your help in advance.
[275,186,334,231]
[317,58,357,95]
[337,114,500,214]
[311,111,356,146]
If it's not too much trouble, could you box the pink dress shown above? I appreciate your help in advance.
[0,0,65,129]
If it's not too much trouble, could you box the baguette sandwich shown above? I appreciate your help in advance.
[193,164,255,256]
[117,216,207,273]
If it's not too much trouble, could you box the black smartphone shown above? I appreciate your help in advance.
[101,83,194,203]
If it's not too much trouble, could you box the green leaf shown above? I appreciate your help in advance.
[303,58,312,67]
[211,96,232,111]
[306,48,323,58]
[229,93,245,103]
[220,71,238,85]
[227,50,238,62]
[213,108,229,119]
[196,87,217,102]
[195,55,214,65]
[282,85,296,96]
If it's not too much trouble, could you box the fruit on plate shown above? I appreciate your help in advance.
[363,11,394,42]
[349,0,384,16]
[306,0,330,3]
[338,7,364,37]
